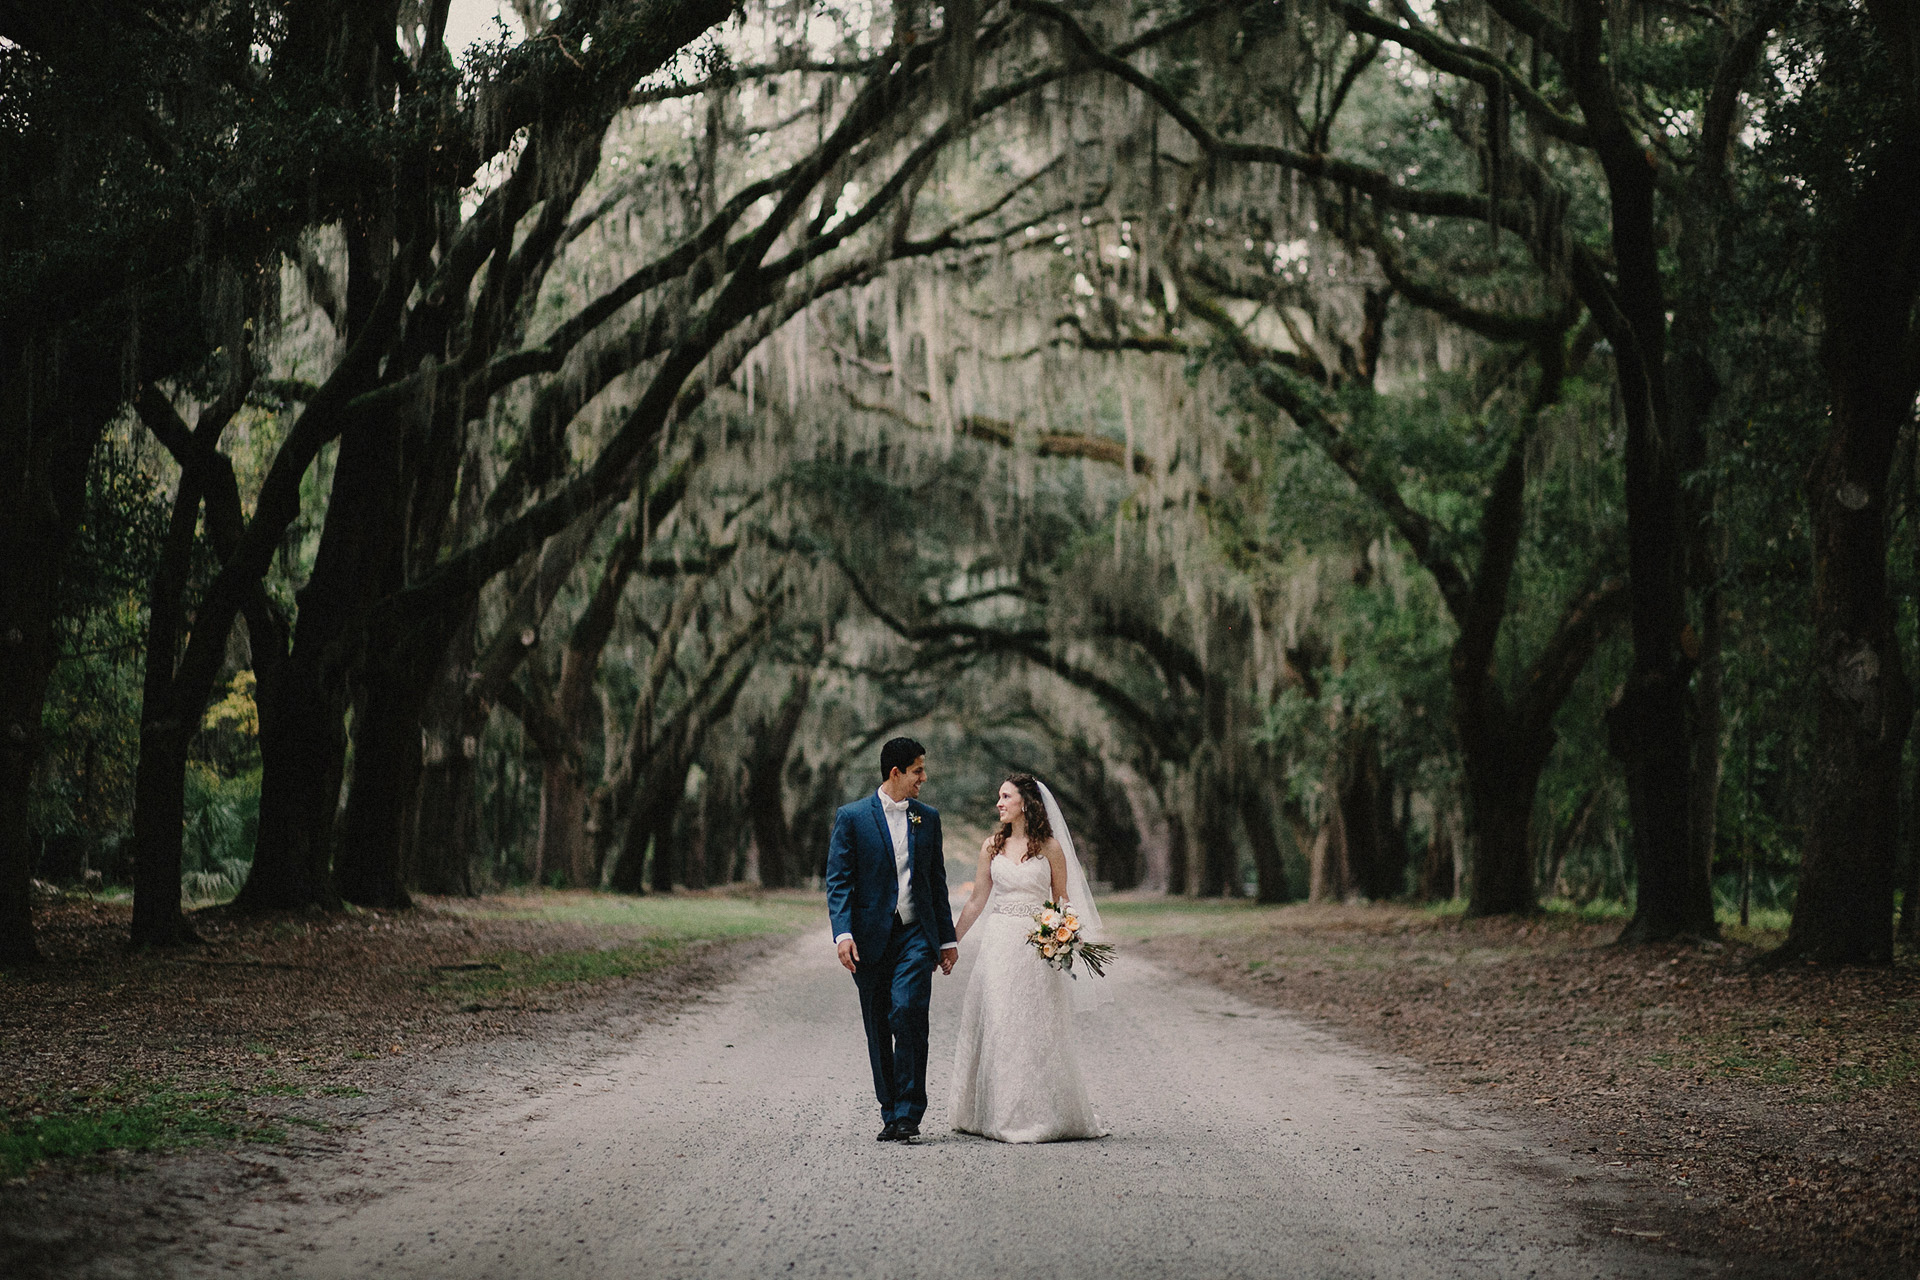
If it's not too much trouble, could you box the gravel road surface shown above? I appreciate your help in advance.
[220,931,1738,1279]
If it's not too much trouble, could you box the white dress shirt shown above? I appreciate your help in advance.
[833,788,956,952]
[879,789,916,924]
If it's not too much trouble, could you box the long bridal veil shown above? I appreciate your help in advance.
[1035,780,1114,1010]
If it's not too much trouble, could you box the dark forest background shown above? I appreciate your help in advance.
[5,0,1920,967]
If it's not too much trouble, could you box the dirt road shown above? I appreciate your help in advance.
[201,932,1758,1279]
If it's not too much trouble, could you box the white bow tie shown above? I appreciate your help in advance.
[881,796,908,813]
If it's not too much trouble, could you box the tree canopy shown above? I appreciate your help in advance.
[4,0,1919,968]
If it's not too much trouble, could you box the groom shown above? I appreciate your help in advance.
[825,737,958,1142]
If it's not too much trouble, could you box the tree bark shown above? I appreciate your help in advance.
[647,764,687,894]
[1908,441,1920,948]
[1239,786,1293,903]
[1340,724,1402,899]
[703,757,748,886]
[1565,0,1712,943]
[1598,409,1700,938]
[241,418,403,911]
[0,342,131,962]
[0,519,68,961]
[1185,744,1239,898]
[1905,741,1920,945]
[603,812,652,894]
[1688,576,1727,921]
[536,755,590,888]
[607,651,758,895]
[683,769,710,891]
[128,376,262,943]
[242,649,349,912]
[1461,731,1546,917]
[129,465,206,947]
[1416,816,1456,902]
[334,666,423,908]
[1164,808,1190,896]
[1782,133,1920,963]
[1789,424,1913,962]
[1448,428,1627,919]
[241,293,386,913]
[745,668,814,889]
[606,745,692,895]
[1308,761,1351,904]
[411,748,482,897]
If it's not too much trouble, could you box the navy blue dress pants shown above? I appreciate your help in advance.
[853,914,935,1125]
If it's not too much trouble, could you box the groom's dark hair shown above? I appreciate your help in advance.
[879,737,926,780]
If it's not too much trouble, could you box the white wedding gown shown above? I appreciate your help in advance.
[948,853,1107,1143]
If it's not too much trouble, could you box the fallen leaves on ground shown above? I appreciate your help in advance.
[0,889,802,1173]
[1115,900,1920,1279]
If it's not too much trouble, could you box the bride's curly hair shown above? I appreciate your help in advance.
[987,773,1053,862]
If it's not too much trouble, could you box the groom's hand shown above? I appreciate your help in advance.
[938,949,955,976]
[837,938,859,973]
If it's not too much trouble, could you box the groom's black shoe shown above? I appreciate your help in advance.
[895,1121,921,1141]
[877,1121,906,1142]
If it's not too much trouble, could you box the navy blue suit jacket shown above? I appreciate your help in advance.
[824,792,958,966]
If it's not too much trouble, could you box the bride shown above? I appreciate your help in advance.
[948,773,1109,1143]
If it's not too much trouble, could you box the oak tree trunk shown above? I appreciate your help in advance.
[412,748,481,897]
[1416,817,1456,902]
[1791,425,1913,962]
[536,755,591,888]
[1463,752,1539,917]
[1904,741,1920,945]
[1239,788,1292,903]
[744,669,813,889]
[334,670,421,908]
[129,469,206,947]
[243,654,348,911]
[649,786,683,894]
[0,342,126,962]
[1907,446,1920,948]
[0,522,67,961]
[1340,726,1403,899]
[1688,581,1727,922]
[1781,128,1920,966]
[1568,0,1710,942]
[407,609,488,898]
[1308,764,1351,904]
[1164,809,1189,897]
[241,418,401,911]
[1453,707,1541,917]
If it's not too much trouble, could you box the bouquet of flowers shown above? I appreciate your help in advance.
[1026,900,1115,978]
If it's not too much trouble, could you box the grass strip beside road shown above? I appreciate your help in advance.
[430,891,822,1001]
[0,1082,285,1177]
[4,890,821,1177]
[441,889,824,939]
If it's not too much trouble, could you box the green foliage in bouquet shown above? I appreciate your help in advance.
[1025,900,1115,979]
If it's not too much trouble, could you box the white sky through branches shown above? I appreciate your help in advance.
[445,0,526,54]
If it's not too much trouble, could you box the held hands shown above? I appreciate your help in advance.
[835,937,955,974]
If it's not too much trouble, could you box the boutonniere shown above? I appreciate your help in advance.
[908,813,922,825]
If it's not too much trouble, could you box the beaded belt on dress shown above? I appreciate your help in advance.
[990,899,1045,917]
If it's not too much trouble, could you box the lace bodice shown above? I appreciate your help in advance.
[988,852,1052,914]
